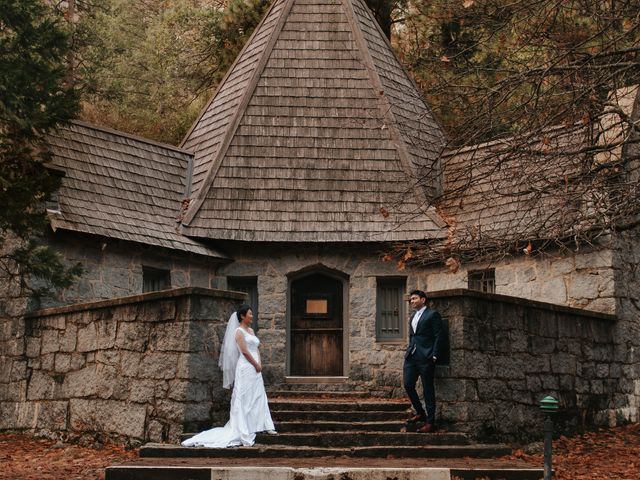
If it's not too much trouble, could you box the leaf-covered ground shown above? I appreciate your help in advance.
[509,423,640,479]
[1,423,639,479]
[0,433,136,480]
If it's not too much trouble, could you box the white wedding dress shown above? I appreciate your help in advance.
[181,327,275,448]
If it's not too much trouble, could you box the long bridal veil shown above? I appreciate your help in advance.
[218,311,240,389]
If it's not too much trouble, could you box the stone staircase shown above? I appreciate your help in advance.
[106,391,544,480]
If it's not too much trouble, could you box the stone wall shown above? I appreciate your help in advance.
[0,287,244,445]
[32,230,224,310]
[426,245,616,314]
[612,225,640,424]
[428,290,618,441]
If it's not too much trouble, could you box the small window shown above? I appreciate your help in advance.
[468,269,495,293]
[45,167,65,213]
[46,189,61,213]
[227,276,258,331]
[376,277,406,341]
[142,266,171,293]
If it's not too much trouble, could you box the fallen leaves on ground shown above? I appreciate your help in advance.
[507,423,640,479]
[0,433,137,480]
[1,423,639,479]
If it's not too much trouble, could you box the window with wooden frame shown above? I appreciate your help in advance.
[468,269,496,294]
[142,266,171,293]
[376,277,406,341]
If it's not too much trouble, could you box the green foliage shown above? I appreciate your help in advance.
[0,0,83,297]
[79,0,271,145]
[74,0,638,153]
[215,0,272,71]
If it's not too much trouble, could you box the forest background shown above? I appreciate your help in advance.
[69,0,639,147]
[1,0,639,295]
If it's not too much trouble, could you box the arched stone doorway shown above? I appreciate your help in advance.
[287,266,348,377]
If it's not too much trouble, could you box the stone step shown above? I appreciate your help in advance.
[272,409,408,422]
[105,465,546,480]
[267,381,364,393]
[273,420,408,432]
[181,431,472,447]
[268,399,409,412]
[449,469,546,480]
[105,465,545,480]
[268,389,372,398]
[139,443,513,459]
[255,431,472,447]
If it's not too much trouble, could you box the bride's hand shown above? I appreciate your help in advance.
[254,364,262,373]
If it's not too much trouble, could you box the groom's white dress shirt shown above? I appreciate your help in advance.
[411,306,426,333]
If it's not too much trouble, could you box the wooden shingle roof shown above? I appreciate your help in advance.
[46,121,224,258]
[181,0,447,242]
[440,125,593,247]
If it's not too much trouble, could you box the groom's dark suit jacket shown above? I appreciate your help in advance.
[405,308,444,363]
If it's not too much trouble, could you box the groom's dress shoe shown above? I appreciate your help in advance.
[406,414,427,424]
[417,423,437,433]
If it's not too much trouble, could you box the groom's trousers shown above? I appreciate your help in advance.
[403,358,436,425]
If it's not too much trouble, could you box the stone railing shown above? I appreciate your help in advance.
[428,289,618,441]
[0,287,244,446]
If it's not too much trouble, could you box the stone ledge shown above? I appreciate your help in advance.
[428,289,617,322]
[284,376,349,384]
[105,466,453,480]
[25,287,247,319]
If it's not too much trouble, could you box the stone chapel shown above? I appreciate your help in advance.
[1,0,639,443]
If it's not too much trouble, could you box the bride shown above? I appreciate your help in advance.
[182,305,276,448]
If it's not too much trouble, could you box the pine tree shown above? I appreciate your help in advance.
[0,0,82,299]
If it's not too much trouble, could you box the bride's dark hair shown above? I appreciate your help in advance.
[237,304,252,322]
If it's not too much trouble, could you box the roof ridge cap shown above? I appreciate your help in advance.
[350,0,447,143]
[182,0,296,227]
[340,0,411,172]
[178,0,285,148]
[68,120,194,156]
[341,0,446,229]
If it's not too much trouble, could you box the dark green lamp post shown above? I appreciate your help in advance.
[540,396,559,480]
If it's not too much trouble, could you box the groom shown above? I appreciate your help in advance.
[404,289,444,433]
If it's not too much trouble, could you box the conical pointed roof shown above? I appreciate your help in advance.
[181,0,447,242]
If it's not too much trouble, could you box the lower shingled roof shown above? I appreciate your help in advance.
[46,121,225,259]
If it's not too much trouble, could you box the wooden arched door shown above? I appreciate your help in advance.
[289,272,343,376]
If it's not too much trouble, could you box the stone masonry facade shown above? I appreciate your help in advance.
[427,244,616,314]
[35,231,617,318]
[612,226,640,424]
[217,241,637,441]
[0,288,243,446]
[1,231,638,443]
[32,231,226,311]
[219,242,618,387]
